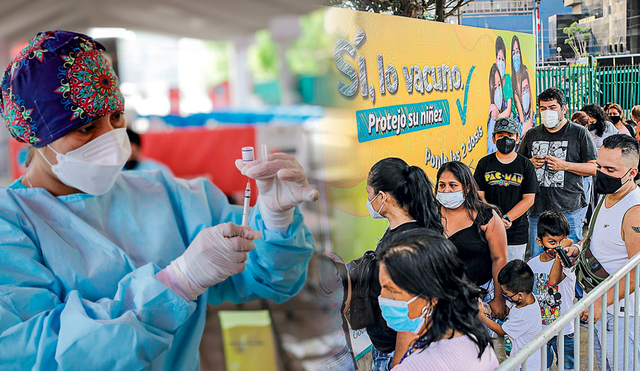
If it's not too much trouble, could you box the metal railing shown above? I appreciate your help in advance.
[496,252,640,370]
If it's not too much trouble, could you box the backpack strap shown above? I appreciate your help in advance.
[323,252,358,369]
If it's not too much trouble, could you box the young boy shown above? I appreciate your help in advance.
[527,211,576,370]
[475,117,538,261]
[479,260,542,371]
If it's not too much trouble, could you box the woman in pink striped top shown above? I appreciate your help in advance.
[377,228,499,371]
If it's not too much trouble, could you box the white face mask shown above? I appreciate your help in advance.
[38,128,131,195]
[366,192,386,219]
[436,190,465,209]
[541,109,561,129]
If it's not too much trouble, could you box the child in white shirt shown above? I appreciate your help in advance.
[479,260,543,371]
[528,210,576,370]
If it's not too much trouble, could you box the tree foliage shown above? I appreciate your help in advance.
[563,21,591,59]
[287,9,333,76]
[321,0,476,21]
[248,30,280,82]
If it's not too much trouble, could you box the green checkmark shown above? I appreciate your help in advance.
[457,66,475,126]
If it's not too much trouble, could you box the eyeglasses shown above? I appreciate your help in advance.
[502,292,520,301]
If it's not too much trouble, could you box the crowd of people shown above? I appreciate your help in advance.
[1,30,640,371]
[343,88,640,371]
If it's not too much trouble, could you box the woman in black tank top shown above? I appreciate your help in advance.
[435,161,508,320]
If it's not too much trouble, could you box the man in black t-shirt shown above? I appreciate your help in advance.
[475,117,538,261]
[518,88,597,258]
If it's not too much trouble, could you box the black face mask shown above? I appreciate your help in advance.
[595,169,632,195]
[124,160,138,170]
[496,137,516,154]
[610,116,621,124]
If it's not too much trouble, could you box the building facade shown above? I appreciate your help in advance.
[562,0,640,56]
[457,0,572,62]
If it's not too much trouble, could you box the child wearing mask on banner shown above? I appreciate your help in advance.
[479,260,542,371]
[495,36,514,120]
[527,211,576,371]
[475,117,538,261]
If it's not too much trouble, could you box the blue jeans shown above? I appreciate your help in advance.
[594,313,640,371]
[547,333,575,370]
[325,345,356,371]
[371,346,394,371]
[528,208,584,258]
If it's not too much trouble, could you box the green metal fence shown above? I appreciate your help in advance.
[537,63,640,118]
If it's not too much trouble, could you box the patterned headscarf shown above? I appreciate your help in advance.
[0,30,124,148]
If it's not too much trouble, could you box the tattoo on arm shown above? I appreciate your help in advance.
[632,226,640,234]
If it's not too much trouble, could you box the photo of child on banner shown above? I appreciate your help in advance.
[488,35,536,155]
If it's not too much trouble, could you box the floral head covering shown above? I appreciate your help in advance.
[0,30,124,148]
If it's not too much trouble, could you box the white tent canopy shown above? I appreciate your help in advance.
[0,0,320,180]
[0,0,319,43]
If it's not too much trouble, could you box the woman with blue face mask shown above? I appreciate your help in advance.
[436,161,508,320]
[0,31,318,370]
[377,228,499,370]
[350,157,443,371]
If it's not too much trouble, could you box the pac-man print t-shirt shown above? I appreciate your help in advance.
[474,153,538,245]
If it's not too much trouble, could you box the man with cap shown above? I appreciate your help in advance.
[474,117,538,261]
[0,30,319,370]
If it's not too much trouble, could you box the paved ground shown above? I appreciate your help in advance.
[199,278,600,371]
[493,323,598,371]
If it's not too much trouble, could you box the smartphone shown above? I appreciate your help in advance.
[556,247,573,268]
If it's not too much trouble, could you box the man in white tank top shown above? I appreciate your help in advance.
[567,134,640,370]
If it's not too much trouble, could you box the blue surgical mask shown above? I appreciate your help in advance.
[378,295,430,334]
[493,87,503,108]
[436,190,465,209]
[513,53,521,74]
[366,193,386,219]
[522,89,530,114]
[502,292,521,305]
[497,60,506,77]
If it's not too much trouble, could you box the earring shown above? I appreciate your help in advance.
[421,305,433,318]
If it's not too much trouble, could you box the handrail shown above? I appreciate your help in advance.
[496,251,640,370]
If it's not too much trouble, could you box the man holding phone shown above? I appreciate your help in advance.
[518,88,597,258]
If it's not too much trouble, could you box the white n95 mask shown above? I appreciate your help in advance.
[366,193,386,219]
[542,110,561,129]
[436,191,465,209]
[39,128,131,195]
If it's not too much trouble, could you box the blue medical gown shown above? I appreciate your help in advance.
[127,159,174,175]
[0,170,315,370]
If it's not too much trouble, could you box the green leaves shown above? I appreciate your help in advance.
[563,21,592,59]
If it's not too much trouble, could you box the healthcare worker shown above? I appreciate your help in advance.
[0,31,318,370]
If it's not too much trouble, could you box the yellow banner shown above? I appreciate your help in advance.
[322,9,536,261]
